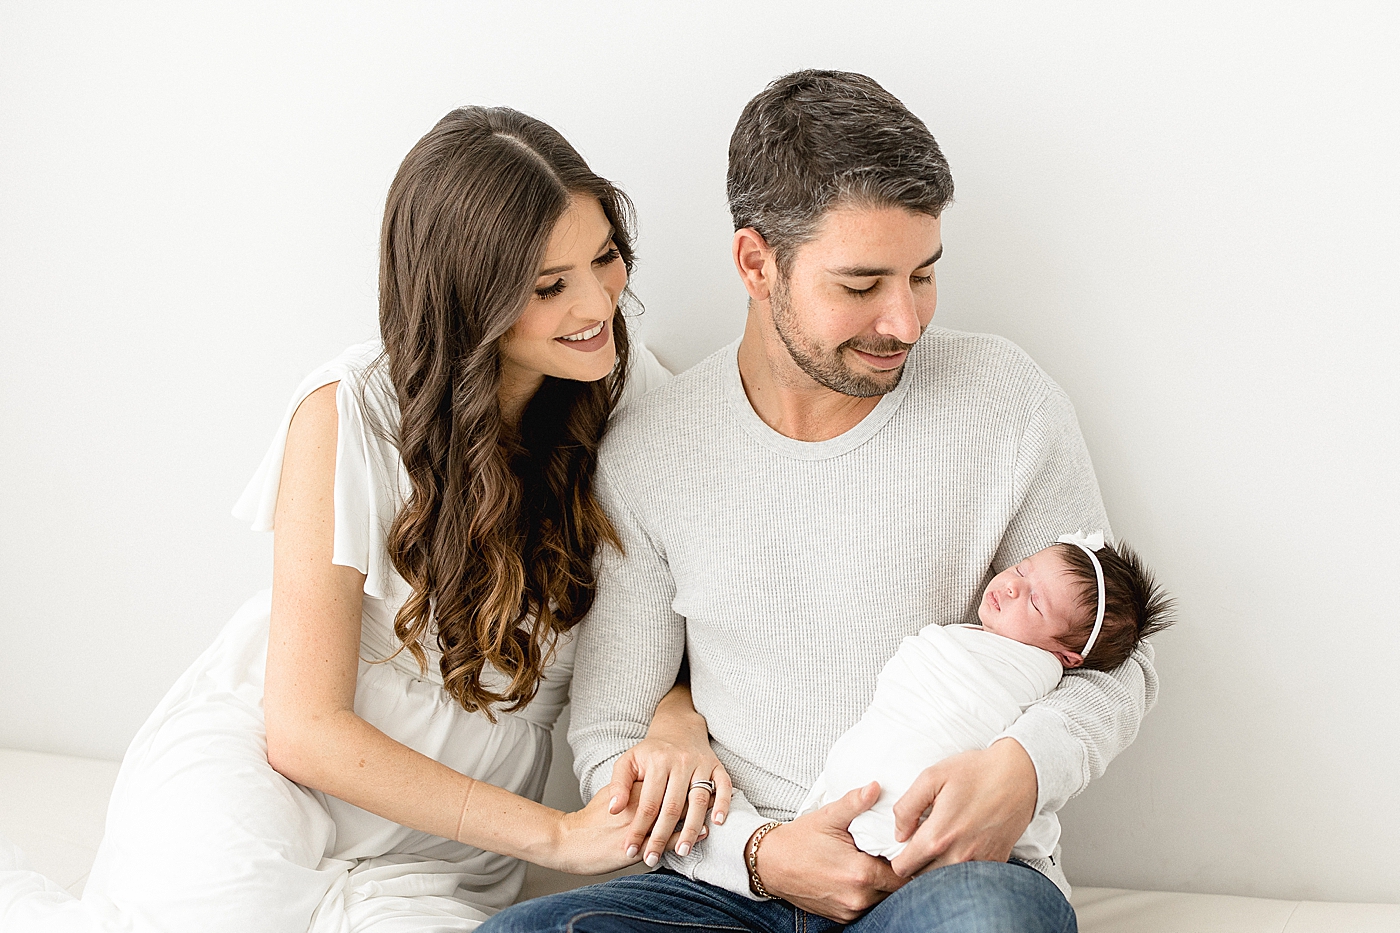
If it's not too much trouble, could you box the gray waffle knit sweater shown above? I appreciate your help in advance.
[569,329,1159,900]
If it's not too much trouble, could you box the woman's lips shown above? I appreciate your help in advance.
[556,319,610,352]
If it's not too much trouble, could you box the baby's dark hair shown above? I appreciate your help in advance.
[1055,539,1174,671]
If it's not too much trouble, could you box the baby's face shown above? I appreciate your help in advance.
[977,546,1086,668]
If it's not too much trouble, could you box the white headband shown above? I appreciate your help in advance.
[1057,530,1107,659]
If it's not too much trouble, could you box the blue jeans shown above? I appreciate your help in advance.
[482,861,1077,933]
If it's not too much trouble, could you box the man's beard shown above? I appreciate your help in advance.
[770,276,915,398]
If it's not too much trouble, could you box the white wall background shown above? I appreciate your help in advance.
[2,0,1396,906]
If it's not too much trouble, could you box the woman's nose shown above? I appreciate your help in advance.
[581,272,615,321]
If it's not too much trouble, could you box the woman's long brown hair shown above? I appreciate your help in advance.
[378,107,634,718]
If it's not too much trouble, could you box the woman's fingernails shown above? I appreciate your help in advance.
[699,827,708,838]
[626,845,639,859]
[645,852,660,867]
[677,842,691,857]
[609,796,619,812]
[714,812,726,825]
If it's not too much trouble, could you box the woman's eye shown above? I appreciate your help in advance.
[535,278,566,300]
[593,246,621,267]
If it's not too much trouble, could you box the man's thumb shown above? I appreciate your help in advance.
[822,781,881,829]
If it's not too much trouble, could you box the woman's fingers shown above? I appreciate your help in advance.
[612,748,733,862]
[712,764,733,825]
[623,770,669,858]
[672,780,713,856]
[642,766,693,866]
[605,751,640,815]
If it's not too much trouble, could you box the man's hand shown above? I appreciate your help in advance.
[753,782,905,922]
[888,738,1038,878]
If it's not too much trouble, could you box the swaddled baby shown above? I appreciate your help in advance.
[799,532,1173,861]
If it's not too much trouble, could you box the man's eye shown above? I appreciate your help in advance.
[912,273,934,286]
[843,282,877,296]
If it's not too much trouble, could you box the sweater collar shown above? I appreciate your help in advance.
[722,337,917,460]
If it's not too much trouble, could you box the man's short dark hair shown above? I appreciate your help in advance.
[727,70,955,271]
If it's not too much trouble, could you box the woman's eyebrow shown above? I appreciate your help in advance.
[537,226,615,277]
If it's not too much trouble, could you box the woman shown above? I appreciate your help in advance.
[0,107,727,931]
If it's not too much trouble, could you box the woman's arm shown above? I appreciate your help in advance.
[261,383,638,874]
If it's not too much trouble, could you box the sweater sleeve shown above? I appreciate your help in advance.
[568,450,767,898]
[568,463,685,798]
[992,387,1160,814]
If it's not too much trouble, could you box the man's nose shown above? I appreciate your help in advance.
[874,287,923,344]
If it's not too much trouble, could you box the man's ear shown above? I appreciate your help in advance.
[732,227,776,301]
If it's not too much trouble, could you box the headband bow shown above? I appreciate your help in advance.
[1057,530,1107,659]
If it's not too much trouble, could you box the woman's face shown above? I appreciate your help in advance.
[498,193,627,417]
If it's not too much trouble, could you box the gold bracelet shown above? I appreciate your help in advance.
[746,820,782,899]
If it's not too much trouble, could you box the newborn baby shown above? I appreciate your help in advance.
[799,531,1173,862]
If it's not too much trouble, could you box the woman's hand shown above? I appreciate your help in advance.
[601,685,732,867]
[546,784,648,875]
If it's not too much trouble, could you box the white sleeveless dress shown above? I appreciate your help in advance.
[0,340,671,933]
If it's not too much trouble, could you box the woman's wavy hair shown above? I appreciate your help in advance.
[378,106,634,718]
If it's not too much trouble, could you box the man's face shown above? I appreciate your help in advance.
[769,205,942,397]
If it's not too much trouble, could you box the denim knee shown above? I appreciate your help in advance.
[856,860,1076,933]
[479,873,759,933]
[479,895,568,933]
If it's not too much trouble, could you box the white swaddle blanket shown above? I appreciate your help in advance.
[799,623,1065,860]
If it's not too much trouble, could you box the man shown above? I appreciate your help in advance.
[488,70,1156,932]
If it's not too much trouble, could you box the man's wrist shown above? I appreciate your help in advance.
[988,737,1039,823]
[745,820,782,899]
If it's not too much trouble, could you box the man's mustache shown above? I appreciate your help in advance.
[841,337,916,355]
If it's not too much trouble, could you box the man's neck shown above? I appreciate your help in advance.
[735,313,883,442]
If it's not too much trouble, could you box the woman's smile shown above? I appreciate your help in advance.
[557,319,610,350]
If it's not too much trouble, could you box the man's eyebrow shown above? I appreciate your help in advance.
[828,246,944,278]
[538,226,616,277]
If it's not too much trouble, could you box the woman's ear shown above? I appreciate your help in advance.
[732,227,776,301]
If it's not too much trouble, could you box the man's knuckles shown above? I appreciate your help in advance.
[825,860,883,893]
[833,887,883,918]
